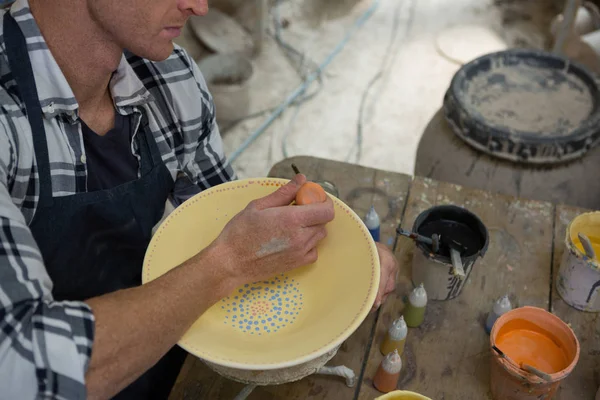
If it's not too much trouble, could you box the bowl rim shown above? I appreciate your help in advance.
[143,177,381,370]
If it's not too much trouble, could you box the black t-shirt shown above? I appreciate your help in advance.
[81,112,139,191]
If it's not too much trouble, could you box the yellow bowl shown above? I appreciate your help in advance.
[375,391,432,400]
[142,178,380,370]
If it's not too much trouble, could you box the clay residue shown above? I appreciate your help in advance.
[256,238,290,258]
[465,63,593,136]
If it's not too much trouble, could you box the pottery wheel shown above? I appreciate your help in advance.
[444,49,600,163]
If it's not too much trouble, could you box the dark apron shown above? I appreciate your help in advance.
[4,13,187,400]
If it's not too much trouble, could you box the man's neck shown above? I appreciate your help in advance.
[28,0,122,113]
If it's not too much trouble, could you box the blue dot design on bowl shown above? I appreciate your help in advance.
[220,274,303,335]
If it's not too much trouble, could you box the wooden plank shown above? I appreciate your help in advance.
[551,205,600,400]
[169,156,412,399]
[358,176,555,400]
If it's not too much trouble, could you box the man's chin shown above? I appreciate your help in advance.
[138,43,175,62]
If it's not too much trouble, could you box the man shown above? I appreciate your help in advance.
[0,0,399,398]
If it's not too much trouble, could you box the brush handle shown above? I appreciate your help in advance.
[493,346,553,383]
[397,228,434,246]
[431,234,440,253]
[522,364,552,382]
[450,248,466,279]
[579,233,596,259]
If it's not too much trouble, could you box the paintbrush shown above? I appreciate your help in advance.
[396,228,440,253]
[447,239,467,279]
[492,345,552,382]
[291,164,301,175]
[521,364,553,382]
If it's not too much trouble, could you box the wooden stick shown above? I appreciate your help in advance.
[522,364,553,382]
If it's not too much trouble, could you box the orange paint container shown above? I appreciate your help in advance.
[490,306,580,400]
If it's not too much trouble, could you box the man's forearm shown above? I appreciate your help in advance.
[84,244,234,400]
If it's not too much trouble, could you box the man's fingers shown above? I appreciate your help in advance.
[381,293,390,306]
[372,274,393,312]
[372,295,383,311]
[372,253,396,311]
[303,247,318,265]
[303,225,328,251]
[291,196,335,227]
[384,262,397,295]
[253,174,307,210]
[385,269,397,294]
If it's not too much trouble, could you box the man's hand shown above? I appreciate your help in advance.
[372,242,399,311]
[208,174,335,288]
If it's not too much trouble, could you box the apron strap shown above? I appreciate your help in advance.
[4,12,53,206]
[137,112,165,172]
[143,128,164,168]
[136,123,154,176]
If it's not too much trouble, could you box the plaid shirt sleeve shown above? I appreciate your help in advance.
[0,127,94,399]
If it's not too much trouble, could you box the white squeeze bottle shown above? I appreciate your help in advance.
[485,295,512,334]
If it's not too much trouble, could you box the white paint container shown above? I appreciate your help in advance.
[557,212,600,312]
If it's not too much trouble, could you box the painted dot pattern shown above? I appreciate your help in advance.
[220,274,303,335]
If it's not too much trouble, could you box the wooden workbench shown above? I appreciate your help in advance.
[168,156,599,400]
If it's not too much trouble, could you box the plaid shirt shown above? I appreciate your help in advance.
[0,0,235,398]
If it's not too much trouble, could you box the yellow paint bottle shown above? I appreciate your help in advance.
[403,284,428,328]
[381,316,408,356]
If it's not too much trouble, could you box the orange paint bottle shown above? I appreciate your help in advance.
[374,349,403,393]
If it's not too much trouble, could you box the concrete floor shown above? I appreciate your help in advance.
[178,0,560,179]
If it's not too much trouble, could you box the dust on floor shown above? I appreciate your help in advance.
[177,0,560,179]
